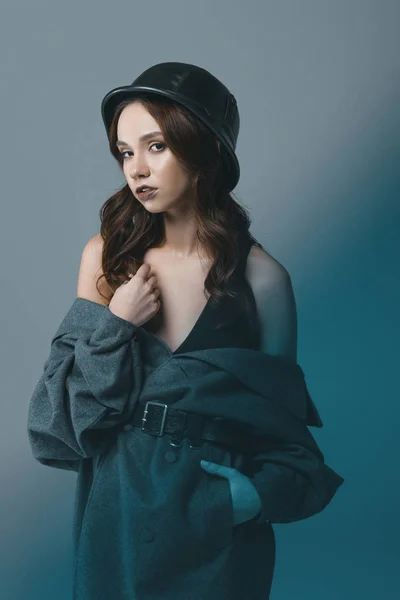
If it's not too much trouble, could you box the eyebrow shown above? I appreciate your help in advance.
[116,131,163,148]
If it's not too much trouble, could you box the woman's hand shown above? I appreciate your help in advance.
[108,263,162,327]
[200,460,262,526]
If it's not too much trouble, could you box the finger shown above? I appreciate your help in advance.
[200,460,232,480]
[137,263,151,278]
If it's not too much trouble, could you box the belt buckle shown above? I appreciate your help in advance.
[141,401,168,436]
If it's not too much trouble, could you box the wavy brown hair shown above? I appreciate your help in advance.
[96,93,264,324]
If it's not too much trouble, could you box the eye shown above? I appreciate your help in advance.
[150,142,166,152]
[119,142,166,159]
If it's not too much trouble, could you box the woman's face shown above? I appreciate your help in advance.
[116,101,194,212]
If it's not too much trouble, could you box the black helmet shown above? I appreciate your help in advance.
[100,62,240,191]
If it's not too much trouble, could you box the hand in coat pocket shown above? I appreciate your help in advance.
[200,460,262,526]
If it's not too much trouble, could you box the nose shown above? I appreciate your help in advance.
[128,153,150,180]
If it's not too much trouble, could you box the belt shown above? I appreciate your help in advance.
[126,400,258,452]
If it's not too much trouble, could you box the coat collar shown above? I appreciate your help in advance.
[173,349,323,428]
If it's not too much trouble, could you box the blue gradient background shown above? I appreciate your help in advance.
[1,1,399,598]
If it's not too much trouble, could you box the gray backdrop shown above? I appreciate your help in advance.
[0,1,399,598]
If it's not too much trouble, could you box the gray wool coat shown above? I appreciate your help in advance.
[27,297,344,600]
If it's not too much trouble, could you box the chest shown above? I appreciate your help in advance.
[140,248,211,352]
[140,245,260,354]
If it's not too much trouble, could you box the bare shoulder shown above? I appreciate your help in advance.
[76,233,113,305]
[246,244,291,294]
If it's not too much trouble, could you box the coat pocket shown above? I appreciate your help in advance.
[202,443,235,551]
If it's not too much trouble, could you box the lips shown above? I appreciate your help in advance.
[136,188,158,200]
[136,185,157,194]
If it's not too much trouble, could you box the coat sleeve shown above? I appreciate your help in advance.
[27,298,143,471]
[233,355,345,525]
[248,429,345,525]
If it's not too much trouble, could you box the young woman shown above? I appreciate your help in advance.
[28,62,344,600]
